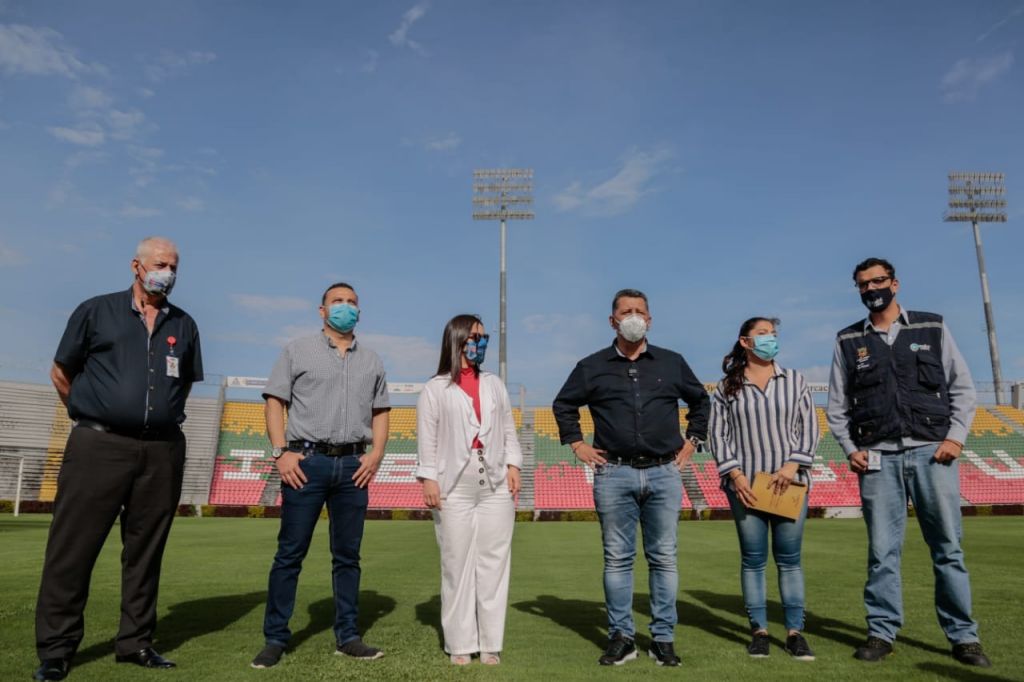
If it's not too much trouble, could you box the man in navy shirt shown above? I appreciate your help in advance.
[34,237,203,682]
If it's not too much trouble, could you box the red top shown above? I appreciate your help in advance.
[457,366,484,448]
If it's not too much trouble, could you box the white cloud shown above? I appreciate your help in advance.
[977,6,1024,43]
[177,196,205,212]
[361,49,379,73]
[107,107,146,140]
[144,49,217,82]
[64,149,108,168]
[389,2,429,55]
[941,51,1014,102]
[0,23,99,78]
[359,333,437,380]
[554,146,674,216]
[423,132,461,152]
[231,294,312,314]
[137,87,155,98]
[48,123,104,146]
[120,204,161,218]
[0,240,26,266]
[67,84,111,110]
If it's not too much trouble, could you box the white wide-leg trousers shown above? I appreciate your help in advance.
[433,473,515,655]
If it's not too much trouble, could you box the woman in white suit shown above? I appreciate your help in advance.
[416,314,522,665]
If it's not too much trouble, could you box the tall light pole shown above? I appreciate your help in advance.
[944,172,1008,404]
[472,168,534,385]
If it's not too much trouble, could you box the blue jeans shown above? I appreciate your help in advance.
[263,453,368,647]
[725,488,807,632]
[858,444,978,644]
[592,460,682,642]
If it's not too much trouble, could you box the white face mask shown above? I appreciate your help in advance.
[617,314,647,343]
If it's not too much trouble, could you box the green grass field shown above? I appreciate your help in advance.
[2,515,1020,682]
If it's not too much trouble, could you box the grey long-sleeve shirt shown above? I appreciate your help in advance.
[825,306,976,457]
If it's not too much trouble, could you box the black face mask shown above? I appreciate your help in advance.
[860,287,895,312]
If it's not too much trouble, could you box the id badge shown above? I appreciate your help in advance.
[166,355,180,378]
[867,450,882,471]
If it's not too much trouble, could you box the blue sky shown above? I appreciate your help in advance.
[1,0,1022,404]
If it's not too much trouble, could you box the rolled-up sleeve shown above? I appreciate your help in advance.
[414,384,439,481]
[788,375,818,466]
[941,322,976,445]
[372,359,391,410]
[501,386,523,471]
[709,388,740,477]
[553,362,587,445]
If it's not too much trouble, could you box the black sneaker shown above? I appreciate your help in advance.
[336,638,384,660]
[952,642,991,668]
[598,633,637,666]
[853,636,893,662]
[747,632,770,658]
[250,644,284,669]
[648,641,680,667]
[785,633,815,661]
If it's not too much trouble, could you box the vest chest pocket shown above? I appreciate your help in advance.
[852,362,883,389]
[916,353,944,391]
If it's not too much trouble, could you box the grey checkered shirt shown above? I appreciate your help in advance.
[263,332,390,444]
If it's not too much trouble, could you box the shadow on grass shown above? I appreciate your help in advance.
[686,589,949,656]
[73,590,266,666]
[916,662,1014,682]
[511,595,608,649]
[290,590,396,649]
[415,594,444,650]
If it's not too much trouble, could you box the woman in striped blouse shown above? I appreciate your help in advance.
[709,317,819,661]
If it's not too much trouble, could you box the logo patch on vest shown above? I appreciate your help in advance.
[855,346,870,370]
[909,343,931,352]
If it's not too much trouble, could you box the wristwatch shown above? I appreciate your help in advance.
[271,446,286,459]
[686,435,703,450]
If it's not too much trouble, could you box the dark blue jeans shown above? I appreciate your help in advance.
[263,453,367,647]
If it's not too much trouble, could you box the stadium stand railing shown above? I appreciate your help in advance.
[2,378,1023,514]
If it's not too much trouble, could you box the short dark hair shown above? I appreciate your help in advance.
[322,282,357,305]
[852,258,895,282]
[612,288,649,312]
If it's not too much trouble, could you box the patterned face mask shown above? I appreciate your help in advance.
[465,334,489,365]
[137,264,176,297]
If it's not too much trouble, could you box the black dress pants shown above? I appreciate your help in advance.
[35,426,186,660]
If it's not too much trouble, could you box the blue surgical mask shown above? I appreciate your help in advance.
[750,334,779,361]
[326,303,359,333]
[465,335,488,365]
[137,264,176,297]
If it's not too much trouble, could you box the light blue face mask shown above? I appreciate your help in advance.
[750,334,779,361]
[326,303,359,333]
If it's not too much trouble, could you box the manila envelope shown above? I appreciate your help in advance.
[748,472,807,520]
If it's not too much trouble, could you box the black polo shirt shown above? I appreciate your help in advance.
[553,341,710,460]
[55,288,203,432]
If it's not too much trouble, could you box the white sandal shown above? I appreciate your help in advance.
[450,654,471,665]
[481,652,501,665]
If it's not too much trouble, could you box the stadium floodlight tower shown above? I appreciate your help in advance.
[472,168,534,385]
[944,172,1008,404]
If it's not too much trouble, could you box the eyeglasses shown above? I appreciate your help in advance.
[855,276,892,292]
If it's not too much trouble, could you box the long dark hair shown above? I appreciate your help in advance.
[721,317,779,398]
[436,314,483,384]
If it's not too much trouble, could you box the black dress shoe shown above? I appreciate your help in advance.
[33,658,70,681]
[115,648,176,669]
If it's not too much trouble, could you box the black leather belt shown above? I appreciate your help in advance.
[288,440,365,457]
[607,453,676,469]
[76,418,181,441]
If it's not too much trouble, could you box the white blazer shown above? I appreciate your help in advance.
[415,372,524,496]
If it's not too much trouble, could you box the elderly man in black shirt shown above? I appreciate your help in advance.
[34,237,203,682]
[553,288,709,667]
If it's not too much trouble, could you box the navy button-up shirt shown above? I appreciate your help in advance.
[553,341,710,459]
[55,288,203,431]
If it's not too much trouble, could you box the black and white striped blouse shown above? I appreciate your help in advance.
[709,364,818,489]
